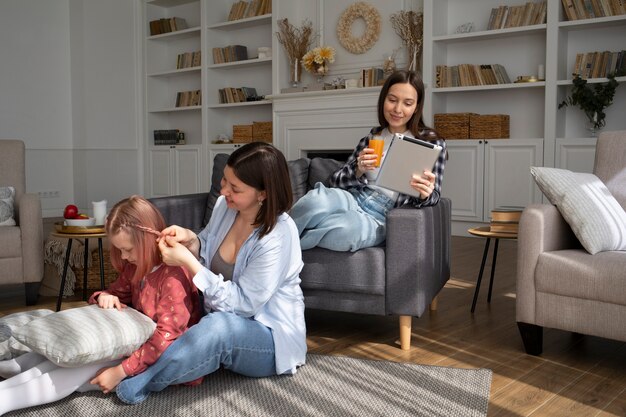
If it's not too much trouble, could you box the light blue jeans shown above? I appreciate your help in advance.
[290,183,394,252]
[116,311,276,405]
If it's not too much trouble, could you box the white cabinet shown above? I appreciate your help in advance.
[148,145,202,197]
[555,137,597,173]
[443,139,543,224]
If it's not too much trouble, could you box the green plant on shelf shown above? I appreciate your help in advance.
[558,69,625,132]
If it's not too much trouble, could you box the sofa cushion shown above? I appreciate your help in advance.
[12,304,156,367]
[536,249,626,306]
[308,158,344,189]
[204,153,230,226]
[530,167,626,254]
[0,186,16,226]
[288,158,310,203]
[301,247,386,295]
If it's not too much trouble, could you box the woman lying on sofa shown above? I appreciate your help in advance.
[290,69,447,251]
[116,142,307,404]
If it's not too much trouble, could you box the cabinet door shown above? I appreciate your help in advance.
[149,148,173,198]
[485,139,543,219]
[555,137,597,174]
[173,146,201,195]
[441,140,484,222]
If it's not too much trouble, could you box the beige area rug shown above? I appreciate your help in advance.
[6,354,492,417]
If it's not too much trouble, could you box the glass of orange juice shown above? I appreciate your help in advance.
[369,137,384,167]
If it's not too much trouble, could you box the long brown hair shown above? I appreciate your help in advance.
[376,70,439,142]
[227,142,292,238]
[106,195,165,283]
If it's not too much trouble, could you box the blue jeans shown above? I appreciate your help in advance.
[290,183,394,252]
[116,311,276,404]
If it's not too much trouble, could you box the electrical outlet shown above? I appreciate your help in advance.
[38,190,60,199]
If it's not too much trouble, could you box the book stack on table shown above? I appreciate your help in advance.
[489,207,523,234]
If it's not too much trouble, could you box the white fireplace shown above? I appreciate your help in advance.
[270,87,382,161]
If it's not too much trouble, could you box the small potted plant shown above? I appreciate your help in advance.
[558,70,624,135]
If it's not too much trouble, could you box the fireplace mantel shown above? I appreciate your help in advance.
[270,87,382,161]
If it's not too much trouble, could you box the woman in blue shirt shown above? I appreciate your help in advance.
[116,142,306,404]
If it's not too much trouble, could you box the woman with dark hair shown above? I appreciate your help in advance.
[290,69,447,251]
[116,142,306,404]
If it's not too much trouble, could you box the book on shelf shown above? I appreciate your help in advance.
[360,67,384,87]
[435,63,510,87]
[211,45,248,64]
[217,86,259,104]
[175,90,202,107]
[572,50,626,78]
[487,1,546,30]
[562,0,625,19]
[227,0,271,21]
[149,17,188,36]
[153,129,185,146]
[176,51,201,69]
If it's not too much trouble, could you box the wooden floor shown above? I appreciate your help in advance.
[1,236,624,416]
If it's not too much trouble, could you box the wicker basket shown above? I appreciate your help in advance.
[73,249,118,290]
[434,113,477,139]
[252,121,272,142]
[232,124,253,143]
[470,114,510,139]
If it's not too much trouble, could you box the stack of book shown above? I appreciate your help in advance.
[149,17,188,36]
[153,129,185,146]
[360,68,385,87]
[487,1,547,30]
[561,0,626,21]
[175,90,201,107]
[489,207,523,234]
[435,64,511,88]
[572,50,626,79]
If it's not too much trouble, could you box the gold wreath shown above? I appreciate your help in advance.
[336,2,381,55]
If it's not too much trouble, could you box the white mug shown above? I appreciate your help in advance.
[92,200,107,226]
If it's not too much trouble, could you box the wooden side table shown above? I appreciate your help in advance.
[467,226,518,313]
[51,231,107,311]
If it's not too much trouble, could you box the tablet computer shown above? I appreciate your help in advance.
[374,133,442,198]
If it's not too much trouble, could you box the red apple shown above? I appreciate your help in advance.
[63,204,78,219]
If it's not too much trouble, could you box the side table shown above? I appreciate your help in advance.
[51,231,107,311]
[468,226,518,313]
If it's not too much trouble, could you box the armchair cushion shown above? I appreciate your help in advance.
[0,186,16,226]
[530,167,626,254]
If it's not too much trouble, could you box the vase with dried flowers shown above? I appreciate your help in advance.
[390,10,424,72]
[303,46,336,83]
[276,19,314,88]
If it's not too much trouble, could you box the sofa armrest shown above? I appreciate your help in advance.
[149,193,211,233]
[15,193,44,283]
[385,198,451,317]
[516,204,579,324]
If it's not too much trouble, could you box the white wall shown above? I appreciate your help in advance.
[0,0,141,217]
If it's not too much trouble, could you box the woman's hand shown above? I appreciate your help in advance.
[158,236,202,275]
[158,225,196,247]
[96,292,126,311]
[410,170,437,200]
[90,364,127,394]
[356,148,378,176]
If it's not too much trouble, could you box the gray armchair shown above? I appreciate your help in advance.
[0,140,44,305]
[150,154,451,350]
[516,130,626,354]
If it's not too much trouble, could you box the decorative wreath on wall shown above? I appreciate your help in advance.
[336,2,381,55]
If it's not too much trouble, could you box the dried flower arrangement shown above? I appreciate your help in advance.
[302,46,336,78]
[276,19,314,85]
[390,10,424,72]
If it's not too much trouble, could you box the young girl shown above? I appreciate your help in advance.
[290,69,447,251]
[0,195,201,415]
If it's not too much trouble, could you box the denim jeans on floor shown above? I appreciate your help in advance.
[290,183,394,252]
[116,311,276,405]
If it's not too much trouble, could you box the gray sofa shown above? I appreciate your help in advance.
[150,154,451,350]
[0,140,44,305]
[516,130,626,355]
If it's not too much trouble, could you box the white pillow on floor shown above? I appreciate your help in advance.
[12,304,156,367]
[0,309,55,360]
